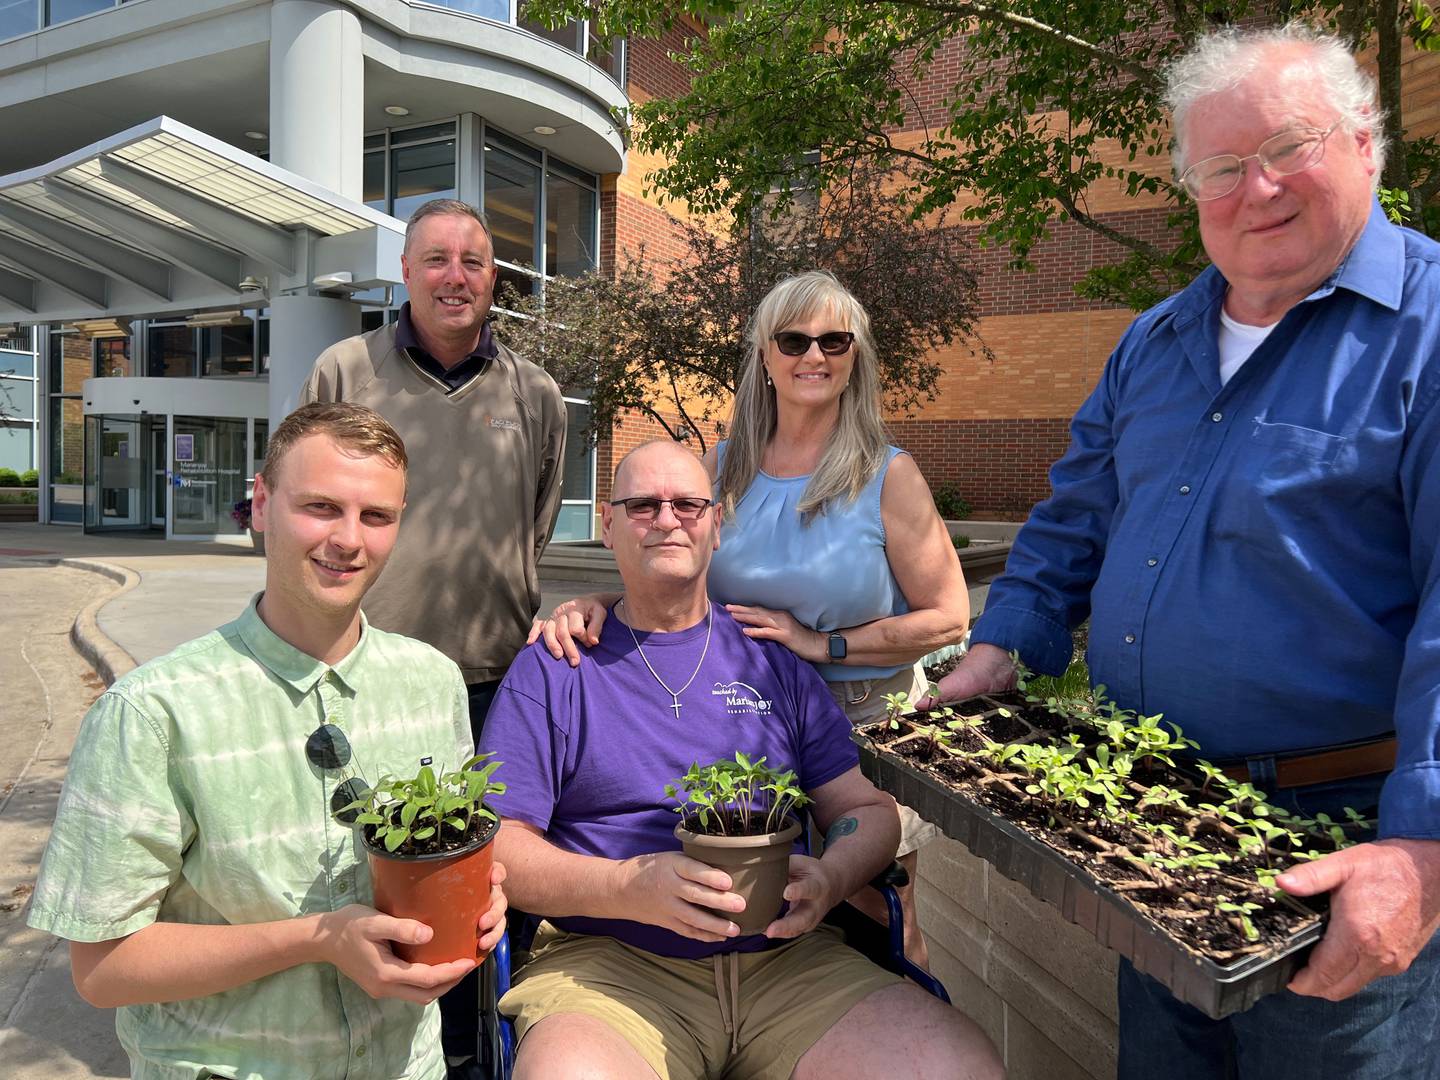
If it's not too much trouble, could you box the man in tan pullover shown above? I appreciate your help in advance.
[302,198,566,1077]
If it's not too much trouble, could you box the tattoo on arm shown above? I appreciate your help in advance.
[824,816,859,847]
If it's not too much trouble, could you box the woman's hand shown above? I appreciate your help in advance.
[526,594,613,667]
[726,603,826,663]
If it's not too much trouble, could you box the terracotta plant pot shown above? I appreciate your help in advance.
[675,817,802,933]
[366,813,500,965]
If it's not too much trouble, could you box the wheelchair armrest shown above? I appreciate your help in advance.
[868,861,909,891]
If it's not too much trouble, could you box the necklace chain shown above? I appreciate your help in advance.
[619,597,713,720]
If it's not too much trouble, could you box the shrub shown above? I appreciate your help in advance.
[0,468,19,487]
[952,533,970,550]
[19,468,38,487]
[932,485,972,520]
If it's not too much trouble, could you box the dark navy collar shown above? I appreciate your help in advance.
[395,302,497,391]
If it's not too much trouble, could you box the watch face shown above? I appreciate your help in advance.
[828,633,846,660]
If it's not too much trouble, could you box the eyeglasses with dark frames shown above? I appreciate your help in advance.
[771,331,855,357]
[1177,121,1343,202]
[609,496,714,522]
[305,723,370,824]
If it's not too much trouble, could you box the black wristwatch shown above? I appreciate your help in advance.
[827,631,848,661]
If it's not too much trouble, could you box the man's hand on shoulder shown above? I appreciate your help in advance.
[1279,837,1440,1000]
[763,855,840,940]
[313,905,477,1004]
[616,851,747,943]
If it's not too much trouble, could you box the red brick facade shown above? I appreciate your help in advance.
[889,417,1071,512]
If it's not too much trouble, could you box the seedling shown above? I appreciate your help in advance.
[665,752,811,837]
[344,754,505,856]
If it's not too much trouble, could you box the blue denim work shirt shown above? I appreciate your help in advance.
[973,200,1440,841]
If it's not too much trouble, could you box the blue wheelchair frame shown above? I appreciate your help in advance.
[475,862,949,1079]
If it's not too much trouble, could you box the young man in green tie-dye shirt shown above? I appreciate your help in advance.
[27,402,507,1080]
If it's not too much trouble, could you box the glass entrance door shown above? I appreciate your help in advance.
[84,415,150,531]
[172,416,247,537]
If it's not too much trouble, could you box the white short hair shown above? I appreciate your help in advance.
[1164,22,1386,187]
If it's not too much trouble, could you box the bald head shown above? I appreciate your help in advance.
[612,440,709,499]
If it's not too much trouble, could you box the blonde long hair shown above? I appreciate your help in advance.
[717,271,888,521]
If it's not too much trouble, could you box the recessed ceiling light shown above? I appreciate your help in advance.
[532,125,557,136]
[244,131,267,140]
[384,105,411,117]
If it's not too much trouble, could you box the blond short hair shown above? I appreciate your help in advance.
[261,402,408,486]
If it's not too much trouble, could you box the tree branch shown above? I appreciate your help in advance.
[905,0,1164,88]
[1053,188,1198,272]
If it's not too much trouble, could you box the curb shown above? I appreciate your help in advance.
[57,558,140,687]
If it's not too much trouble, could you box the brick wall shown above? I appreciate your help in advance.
[891,417,1070,512]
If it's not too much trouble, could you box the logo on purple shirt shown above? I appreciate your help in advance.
[713,680,773,715]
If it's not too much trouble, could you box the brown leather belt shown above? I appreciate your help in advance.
[1220,736,1397,789]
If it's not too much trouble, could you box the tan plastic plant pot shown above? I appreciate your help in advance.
[675,817,803,933]
[366,812,500,965]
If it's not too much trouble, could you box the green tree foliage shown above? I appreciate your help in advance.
[523,0,1440,310]
[496,162,985,451]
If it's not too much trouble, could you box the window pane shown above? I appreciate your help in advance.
[561,401,593,501]
[547,170,597,276]
[146,325,197,378]
[364,150,386,213]
[427,0,509,21]
[50,395,82,479]
[95,337,132,377]
[484,145,540,268]
[45,0,112,28]
[495,265,538,305]
[0,0,39,41]
[0,421,34,474]
[0,375,36,421]
[201,323,255,377]
[49,330,91,392]
[519,4,583,52]
[0,326,32,353]
[1,349,35,378]
[391,139,457,221]
[392,122,457,146]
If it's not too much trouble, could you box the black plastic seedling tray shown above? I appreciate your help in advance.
[857,737,1324,1019]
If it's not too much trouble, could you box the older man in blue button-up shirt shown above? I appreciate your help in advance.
[931,23,1440,1079]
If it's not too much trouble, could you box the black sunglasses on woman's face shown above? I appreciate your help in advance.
[771,331,855,357]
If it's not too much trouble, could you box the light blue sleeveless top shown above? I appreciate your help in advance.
[708,443,910,682]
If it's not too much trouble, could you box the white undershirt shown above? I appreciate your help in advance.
[1217,307,1279,386]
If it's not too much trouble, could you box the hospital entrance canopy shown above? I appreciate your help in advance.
[0,116,404,327]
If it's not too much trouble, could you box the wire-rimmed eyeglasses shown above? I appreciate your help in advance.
[609,497,714,522]
[1177,121,1343,202]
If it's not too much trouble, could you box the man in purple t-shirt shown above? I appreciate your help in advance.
[479,440,1002,1080]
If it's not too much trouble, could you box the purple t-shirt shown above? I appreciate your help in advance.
[478,604,858,959]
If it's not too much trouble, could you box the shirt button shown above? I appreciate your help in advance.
[1179,484,1191,495]
[1125,634,1136,644]
[1211,412,1223,422]
[1146,558,1158,567]
[355,1046,366,1058]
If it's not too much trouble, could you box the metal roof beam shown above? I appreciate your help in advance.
[0,234,107,307]
[40,180,243,293]
[98,156,298,273]
[0,265,37,312]
[0,199,172,301]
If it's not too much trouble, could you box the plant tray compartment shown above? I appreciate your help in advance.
[857,736,1323,1019]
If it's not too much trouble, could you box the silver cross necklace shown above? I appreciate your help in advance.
[618,597,713,720]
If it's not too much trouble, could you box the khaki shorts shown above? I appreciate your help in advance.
[500,922,902,1080]
[826,663,941,856]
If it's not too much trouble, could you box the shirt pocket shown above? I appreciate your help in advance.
[1215,419,1351,545]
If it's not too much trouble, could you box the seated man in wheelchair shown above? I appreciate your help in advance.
[478,440,1003,1080]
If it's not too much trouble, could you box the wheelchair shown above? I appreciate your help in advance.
[471,862,951,1079]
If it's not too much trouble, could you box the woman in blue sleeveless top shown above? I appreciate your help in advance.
[533,271,970,965]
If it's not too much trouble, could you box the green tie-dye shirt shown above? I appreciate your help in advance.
[28,596,473,1080]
